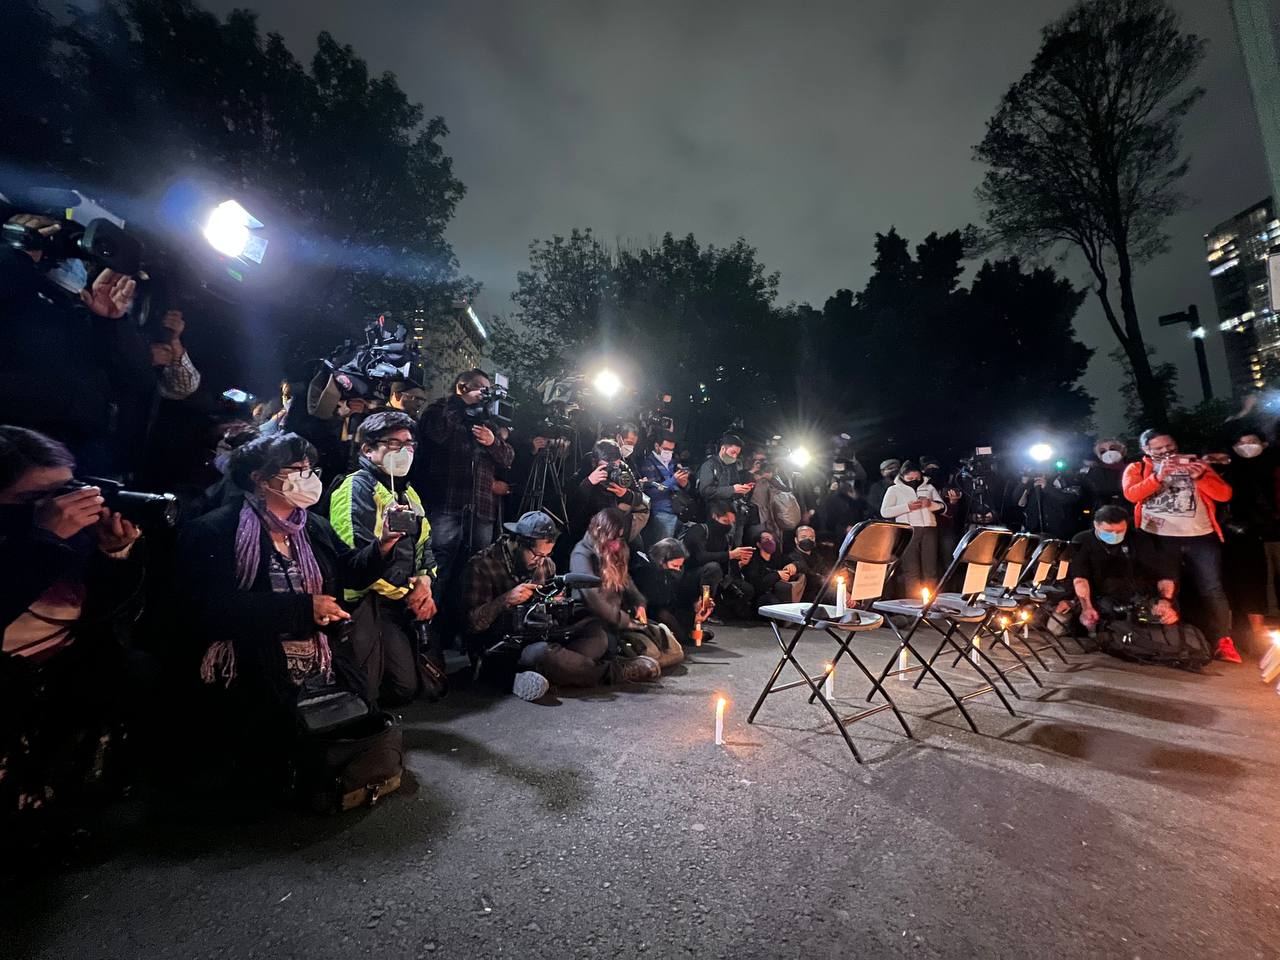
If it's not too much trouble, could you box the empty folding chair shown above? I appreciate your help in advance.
[869,527,1020,732]
[746,520,914,762]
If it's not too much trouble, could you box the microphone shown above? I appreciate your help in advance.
[554,572,602,589]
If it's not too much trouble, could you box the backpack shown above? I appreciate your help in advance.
[772,491,803,531]
[1097,620,1212,670]
[294,711,404,814]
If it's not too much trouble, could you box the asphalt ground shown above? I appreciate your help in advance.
[6,623,1280,959]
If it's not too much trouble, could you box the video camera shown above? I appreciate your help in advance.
[463,376,515,428]
[489,572,601,654]
[2,188,144,294]
[59,477,179,529]
[640,393,675,437]
[307,315,418,418]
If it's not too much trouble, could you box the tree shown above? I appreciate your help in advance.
[492,230,790,440]
[974,0,1205,428]
[1110,346,1179,436]
[5,0,472,389]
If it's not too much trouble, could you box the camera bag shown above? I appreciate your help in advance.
[294,710,404,814]
[1097,619,1212,670]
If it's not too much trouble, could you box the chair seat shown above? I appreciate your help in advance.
[758,603,883,630]
[872,599,987,622]
[954,591,1018,610]
[1014,587,1049,601]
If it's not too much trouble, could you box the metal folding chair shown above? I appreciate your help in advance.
[1014,540,1085,653]
[868,527,1021,731]
[746,520,914,762]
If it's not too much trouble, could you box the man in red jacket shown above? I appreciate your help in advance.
[1123,429,1239,662]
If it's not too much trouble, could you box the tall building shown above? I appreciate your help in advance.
[409,300,489,397]
[1205,198,1280,393]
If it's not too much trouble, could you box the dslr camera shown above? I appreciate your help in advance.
[463,381,515,428]
[59,477,179,529]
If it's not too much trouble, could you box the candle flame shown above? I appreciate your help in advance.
[716,696,727,710]
[1272,630,1280,648]
[921,587,931,603]
[822,661,834,675]
[999,616,1010,628]
[1018,610,1031,622]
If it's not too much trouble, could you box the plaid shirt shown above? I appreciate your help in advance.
[157,351,201,400]
[417,396,514,519]
[461,537,555,638]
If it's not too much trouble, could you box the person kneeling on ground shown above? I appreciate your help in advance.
[682,500,757,620]
[461,511,659,700]
[570,508,682,674]
[329,412,440,707]
[632,538,716,645]
[742,530,806,610]
[1067,505,1211,668]
[785,525,830,603]
[178,433,402,789]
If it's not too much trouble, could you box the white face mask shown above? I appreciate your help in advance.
[278,472,323,509]
[381,448,414,477]
[1234,444,1263,459]
[655,449,673,465]
[1099,450,1123,465]
[619,443,635,459]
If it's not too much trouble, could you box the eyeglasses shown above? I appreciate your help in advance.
[527,547,553,560]
[278,466,321,480]
[378,440,417,452]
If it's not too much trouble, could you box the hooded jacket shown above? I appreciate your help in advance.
[880,478,944,527]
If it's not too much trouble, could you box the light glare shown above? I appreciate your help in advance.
[203,200,253,258]
[593,369,622,398]
[1028,443,1054,463]
[787,447,812,468]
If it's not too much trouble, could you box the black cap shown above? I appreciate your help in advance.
[503,511,561,540]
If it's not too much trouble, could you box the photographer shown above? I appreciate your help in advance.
[329,412,439,706]
[638,431,690,544]
[568,438,642,542]
[1123,429,1237,663]
[462,511,657,699]
[177,433,401,789]
[387,380,429,422]
[415,368,515,594]
[1,426,144,841]
[813,478,866,549]
[682,501,757,619]
[696,434,753,521]
[1,213,153,473]
[1011,466,1081,539]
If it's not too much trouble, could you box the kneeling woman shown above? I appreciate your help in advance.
[570,508,683,674]
[178,433,400,779]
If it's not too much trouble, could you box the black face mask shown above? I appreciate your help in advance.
[903,478,922,489]
[796,538,815,551]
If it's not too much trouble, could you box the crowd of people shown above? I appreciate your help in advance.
[5,214,1280,846]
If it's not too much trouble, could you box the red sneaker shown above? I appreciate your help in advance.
[1214,637,1243,664]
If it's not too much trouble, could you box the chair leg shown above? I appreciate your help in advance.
[934,625,1019,716]
[986,626,1044,688]
[841,647,915,739]
[747,624,803,724]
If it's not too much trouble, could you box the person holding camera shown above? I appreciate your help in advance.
[177,433,403,790]
[329,412,440,706]
[568,438,642,542]
[1,211,154,474]
[638,431,690,544]
[1011,465,1081,539]
[696,434,754,520]
[462,511,657,700]
[1123,429,1237,663]
[1,426,145,841]
[415,368,515,598]
[682,501,757,619]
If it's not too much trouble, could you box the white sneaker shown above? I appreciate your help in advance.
[512,671,551,702]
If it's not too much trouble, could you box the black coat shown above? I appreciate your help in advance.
[176,502,386,702]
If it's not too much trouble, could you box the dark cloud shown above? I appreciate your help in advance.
[205,0,1269,431]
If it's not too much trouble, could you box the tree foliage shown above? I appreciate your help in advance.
[4,0,471,387]
[974,0,1205,428]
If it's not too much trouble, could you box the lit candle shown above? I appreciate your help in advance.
[1019,610,1031,640]
[835,576,847,616]
[999,616,1011,646]
[822,661,835,699]
[897,645,910,678]
[970,634,981,665]
[922,587,931,606]
[714,696,726,745]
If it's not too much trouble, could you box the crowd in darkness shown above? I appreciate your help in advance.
[4,211,1279,851]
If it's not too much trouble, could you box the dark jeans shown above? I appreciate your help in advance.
[899,527,939,597]
[1162,534,1231,642]
[517,620,611,688]
[427,508,496,592]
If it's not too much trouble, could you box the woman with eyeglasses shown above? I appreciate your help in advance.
[177,433,403,786]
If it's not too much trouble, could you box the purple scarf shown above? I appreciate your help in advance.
[200,498,331,685]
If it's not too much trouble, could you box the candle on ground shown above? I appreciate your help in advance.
[714,696,726,745]
[822,661,835,699]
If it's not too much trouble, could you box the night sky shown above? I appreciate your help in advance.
[204,0,1270,433]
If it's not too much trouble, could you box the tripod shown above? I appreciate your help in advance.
[519,444,571,528]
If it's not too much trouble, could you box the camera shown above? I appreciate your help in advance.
[640,392,676,436]
[605,460,638,490]
[463,382,515,428]
[2,188,143,278]
[60,477,179,529]
[385,505,418,535]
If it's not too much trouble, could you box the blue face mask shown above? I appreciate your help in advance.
[1096,529,1125,545]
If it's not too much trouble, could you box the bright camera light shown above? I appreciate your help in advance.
[1028,443,1054,463]
[787,447,812,468]
[593,369,622,398]
[1190,326,1207,339]
[202,200,267,262]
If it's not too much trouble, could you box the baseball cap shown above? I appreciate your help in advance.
[503,511,561,540]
